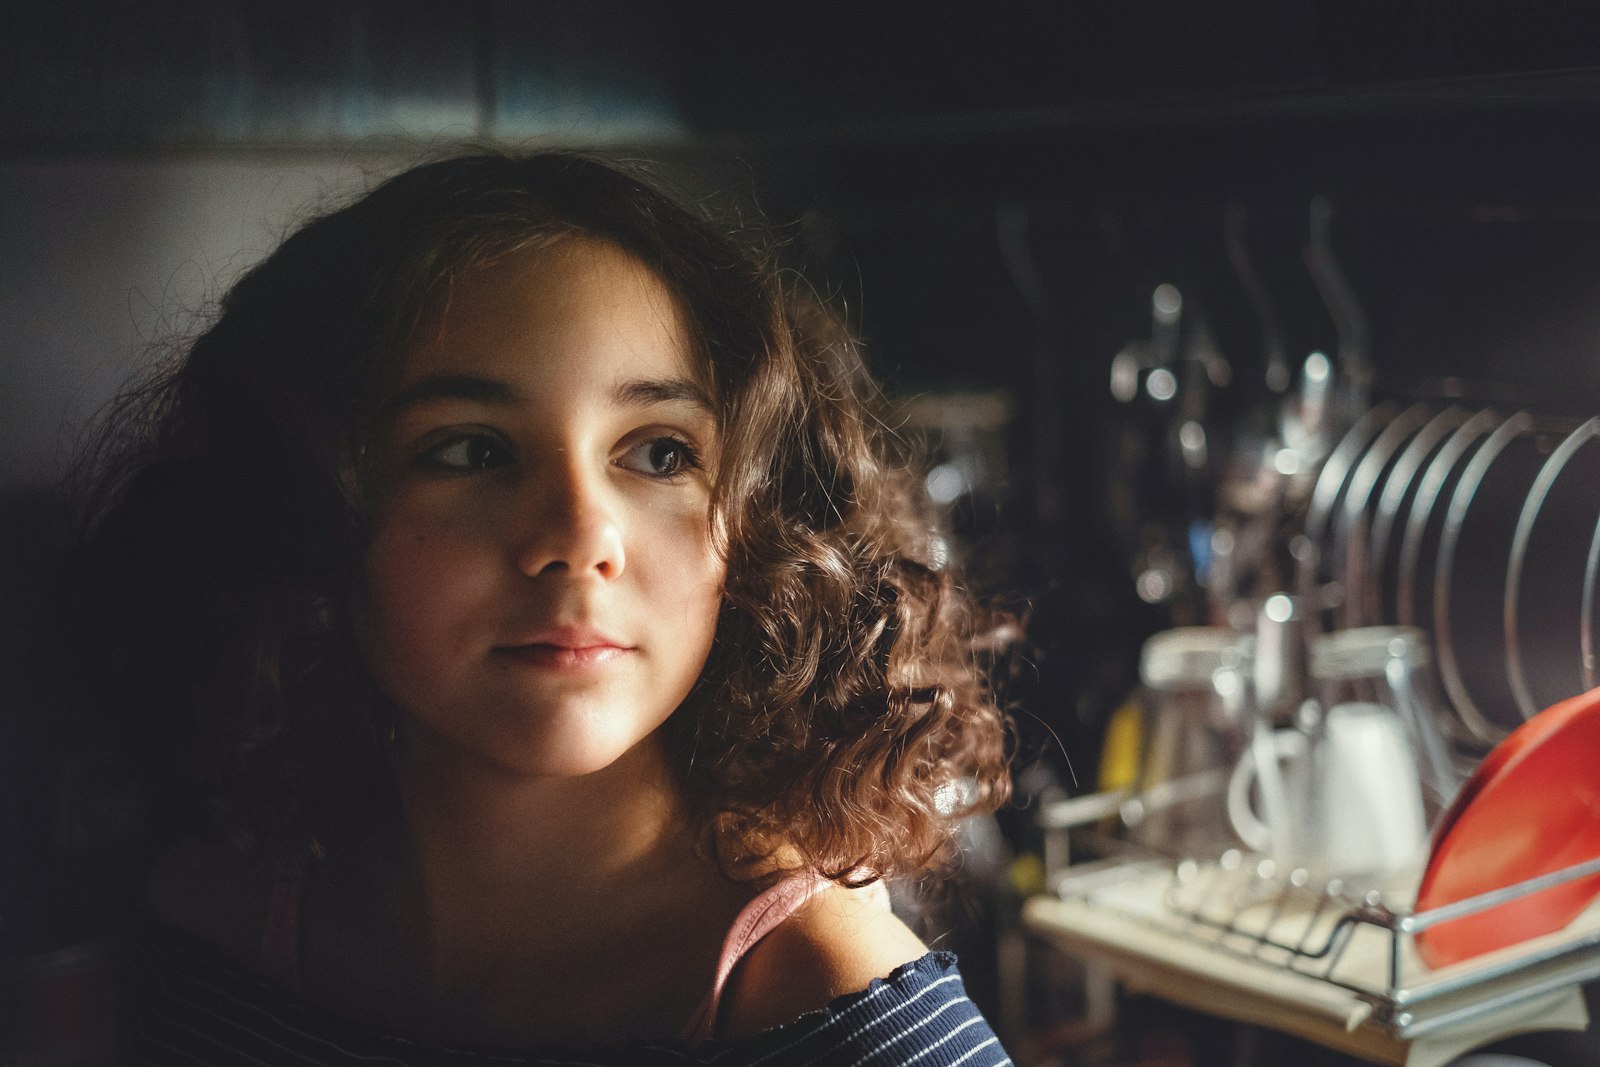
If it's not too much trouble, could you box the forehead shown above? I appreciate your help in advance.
[400,236,705,389]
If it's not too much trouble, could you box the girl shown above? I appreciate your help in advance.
[59,151,1013,1064]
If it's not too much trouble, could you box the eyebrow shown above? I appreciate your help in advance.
[379,374,519,420]
[379,373,713,420]
[613,375,713,414]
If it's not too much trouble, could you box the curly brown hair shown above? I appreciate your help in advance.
[57,151,1011,885]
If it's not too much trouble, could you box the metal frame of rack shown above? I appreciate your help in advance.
[1027,789,1600,1057]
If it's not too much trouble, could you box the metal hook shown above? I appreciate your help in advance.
[1303,196,1371,401]
[1224,200,1290,394]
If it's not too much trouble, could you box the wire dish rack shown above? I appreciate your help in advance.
[1023,790,1600,1065]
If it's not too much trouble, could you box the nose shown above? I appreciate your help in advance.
[511,461,626,580]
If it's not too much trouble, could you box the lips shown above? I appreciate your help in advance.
[491,624,634,671]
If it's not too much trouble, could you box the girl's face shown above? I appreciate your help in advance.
[354,238,726,780]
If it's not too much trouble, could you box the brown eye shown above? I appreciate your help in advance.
[619,436,701,479]
[422,434,513,471]
[649,439,683,475]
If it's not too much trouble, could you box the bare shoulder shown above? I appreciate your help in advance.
[143,837,276,968]
[716,881,929,1040]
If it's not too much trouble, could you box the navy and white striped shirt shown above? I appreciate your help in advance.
[121,922,1012,1066]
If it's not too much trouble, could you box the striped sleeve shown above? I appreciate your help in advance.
[700,953,1012,1067]
[121,923,1009,1066]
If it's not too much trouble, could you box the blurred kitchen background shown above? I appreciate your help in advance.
[8,3,1600,1063]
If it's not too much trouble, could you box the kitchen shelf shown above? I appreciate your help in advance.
[1024,795,1600,1065]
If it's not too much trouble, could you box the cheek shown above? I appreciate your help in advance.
[655,517,726,632]
[354,520,493,686]
[633,514,726,690]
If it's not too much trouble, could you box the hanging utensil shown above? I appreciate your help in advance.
[1303,196,1371,414]
[1224,200,1291,395]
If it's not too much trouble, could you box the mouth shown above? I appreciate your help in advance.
[491,625,634,671]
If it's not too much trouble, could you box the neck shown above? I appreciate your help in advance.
[305,725,749,1044]
[387,724,693,905]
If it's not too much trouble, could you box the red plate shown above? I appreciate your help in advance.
[1416,686,1600,968]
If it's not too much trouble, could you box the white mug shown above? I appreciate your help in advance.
[1228,701,1428,882]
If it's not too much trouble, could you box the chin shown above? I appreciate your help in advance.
[461,718,675,783]
[393,681,691,785]
[504,745,644,780]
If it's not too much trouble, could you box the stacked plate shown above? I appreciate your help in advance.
[1300,405,1599,748]
[1301,406,1600,967]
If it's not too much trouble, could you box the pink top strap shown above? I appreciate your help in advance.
[678,875,829,1042]
[257,848,308,993]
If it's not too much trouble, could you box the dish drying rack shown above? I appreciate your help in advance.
[1023,788,1600,1063]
